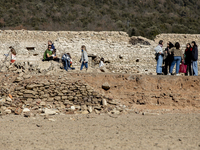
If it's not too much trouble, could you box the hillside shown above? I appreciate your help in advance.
[0,0,200,39]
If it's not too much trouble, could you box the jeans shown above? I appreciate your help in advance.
[156,55,163,73]
[170,56,181,74]
[192,61,198,76]
[63,59,69,71]
[80,62,88,70]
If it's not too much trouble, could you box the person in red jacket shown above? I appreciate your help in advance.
[184,43,193,76]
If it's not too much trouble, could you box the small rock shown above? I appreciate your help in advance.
[102,82,110,90]
[40,101,46,106]
[6,97,12,102]
[88,106,93,113]
[44,109,57,115]
[15,108,22,115]
[94,109,100,114]
[48,118,56,122]
[82,110,89,115]
[14,77,23,82]
[24,112,32,117]
[102,99,107,106]
[23,75,32,79]
[23,108,30,113]
[5,109,11,114]
[0,98,6,103]
[111,108,120,115]
[18,72,24,77]
[71,106,75,110]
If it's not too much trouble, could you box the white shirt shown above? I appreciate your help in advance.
[99,61,104,68]
[11,54,16,60]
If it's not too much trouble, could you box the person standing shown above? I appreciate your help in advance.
[169,42,183,76]
[191,41,198,76]
[154,40,164,75]
[80,45,88,71]
[184,43,193,76]
[164,42,174,75]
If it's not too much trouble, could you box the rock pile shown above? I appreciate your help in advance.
[0,76,124,116]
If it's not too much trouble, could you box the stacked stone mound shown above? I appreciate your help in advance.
[0,76,122,116]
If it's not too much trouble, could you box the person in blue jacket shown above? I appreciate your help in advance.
[48,40,55,51]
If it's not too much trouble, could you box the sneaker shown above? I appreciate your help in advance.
[176,74,180,76]
[167,73,171,75]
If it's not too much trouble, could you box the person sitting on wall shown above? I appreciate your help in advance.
[10,47,16,63]
[43,45,59,62]
[62,53,75,71]
[48,40,55,51]
[99,57,104,68]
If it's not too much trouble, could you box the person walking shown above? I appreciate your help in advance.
[191,41,198,76]
[154,40,164,75]
[168,42,183,76]
[184,43,193,76]
[164,41,174,75]
[80,45,88,71]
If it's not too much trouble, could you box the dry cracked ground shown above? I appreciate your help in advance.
[0,72,200,150]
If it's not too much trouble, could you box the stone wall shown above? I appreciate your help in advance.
[154,34,200,48]
[3,31,200,75]
[0,30,156,74]
[0,76,122,116]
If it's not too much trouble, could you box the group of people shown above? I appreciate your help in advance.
[155,40,198,76]
[6,39,198,76]
[43,41,89,71]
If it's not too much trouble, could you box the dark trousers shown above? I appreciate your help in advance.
[185,62,193,76]
[164,59,172,75]
[44,57,60,62]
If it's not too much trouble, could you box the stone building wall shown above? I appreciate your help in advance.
[154,34,200,47]
[0,30,156,74]
[2,31,200,75]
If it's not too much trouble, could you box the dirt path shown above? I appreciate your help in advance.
[0,113,200,150]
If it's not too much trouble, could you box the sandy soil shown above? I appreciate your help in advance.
[0,113,200,150]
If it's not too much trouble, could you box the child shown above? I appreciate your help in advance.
[10,48,16,63]
[99,57,104,68]
[51,49,57,57]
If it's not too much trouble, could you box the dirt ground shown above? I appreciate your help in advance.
[0,113,200,150]
[1,72,200,150]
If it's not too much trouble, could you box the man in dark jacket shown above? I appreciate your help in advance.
[191,41,198,76]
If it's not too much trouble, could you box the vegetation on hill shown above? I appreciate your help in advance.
[0,0,200,39]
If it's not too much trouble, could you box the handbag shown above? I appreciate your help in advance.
[179,64,187,73]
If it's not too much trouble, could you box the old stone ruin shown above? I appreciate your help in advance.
[0,30,157,75]
[1,30,200,117]
[0,74,126,117]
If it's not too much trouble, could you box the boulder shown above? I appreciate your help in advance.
[44,109,58,115]
[14,77,23,82]
[23,108,30,113]
[102,82,110,90]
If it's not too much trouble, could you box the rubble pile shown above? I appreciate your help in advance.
[0,76,125,116]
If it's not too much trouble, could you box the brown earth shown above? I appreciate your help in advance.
[1,72,200,149]
[1,72,200,113]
